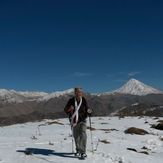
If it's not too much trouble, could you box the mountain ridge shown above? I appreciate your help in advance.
[0,79,163,103]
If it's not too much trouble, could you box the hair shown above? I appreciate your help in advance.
[74,87,82,92]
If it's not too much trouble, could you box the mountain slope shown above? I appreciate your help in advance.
[0,88,74,104]
[0,117,163,163]
[37,88,74,102]
[0,79,163,126]
[0,79,162,104]
[0,89,25,103]
[113,79,162,96]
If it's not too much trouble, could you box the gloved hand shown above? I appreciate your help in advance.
[67,105,74,114]
[87,109,92,115]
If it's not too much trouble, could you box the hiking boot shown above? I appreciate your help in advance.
[80,153,87,159]
[74,150,80,156]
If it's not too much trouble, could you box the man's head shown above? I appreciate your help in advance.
[74,87,83,99]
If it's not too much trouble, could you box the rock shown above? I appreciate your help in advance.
[127,148,137,152]
[125,127,149,135]
[87,126,96,131]
[99,139,110,144]
[151,122,163,130]
[139,151,149,155]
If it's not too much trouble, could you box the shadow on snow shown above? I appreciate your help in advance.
[17,148,77,158]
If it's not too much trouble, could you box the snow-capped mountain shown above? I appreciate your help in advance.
[1,82,163,126]
[0,89,48,104]
[38,88,74,102]
[0,88,74,104]
[0,79,163,104]
[0,89,25,103]
[18,91,48,98]
[113,78,163,96]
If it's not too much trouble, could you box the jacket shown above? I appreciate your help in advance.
[64,96,89,123]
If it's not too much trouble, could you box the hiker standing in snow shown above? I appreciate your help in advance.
[64,87,92,159]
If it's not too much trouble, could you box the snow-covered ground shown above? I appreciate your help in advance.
[0,116,163,163]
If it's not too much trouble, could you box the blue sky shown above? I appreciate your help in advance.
[0,0,162,93]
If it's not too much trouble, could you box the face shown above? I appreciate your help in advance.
[74,88,82,98]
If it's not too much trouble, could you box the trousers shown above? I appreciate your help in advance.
[73,121,87,154]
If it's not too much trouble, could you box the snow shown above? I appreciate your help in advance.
[37,88,74,102]
[0,89,48,103]
[18,91,48,98]
[0,89,18,98]
[0,88,74,103]
[97,78,163,96]
[0,116,163,163]
[113,78,163,96]
[0,79,163,104]
[0,89,24,103]
[131,103,139,106]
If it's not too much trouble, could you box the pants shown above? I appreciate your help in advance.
[73,121,87,154]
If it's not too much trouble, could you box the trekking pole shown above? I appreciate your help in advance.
[89,116,94,154]
[68,114,75,154]
[71,126,75,153]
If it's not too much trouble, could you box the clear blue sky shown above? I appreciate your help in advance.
[0,0,162,93]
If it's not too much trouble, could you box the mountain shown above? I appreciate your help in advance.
[0,79,163,126]
[113,78,163,96]
[0,89,25,103]
[0,89,48,104]
[113,103,163,117]
[18,91,48,98]
[0,88,74,104]
[37,88,74,102]
[0,79,162,104]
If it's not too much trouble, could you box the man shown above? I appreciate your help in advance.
[64,87,92,159]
